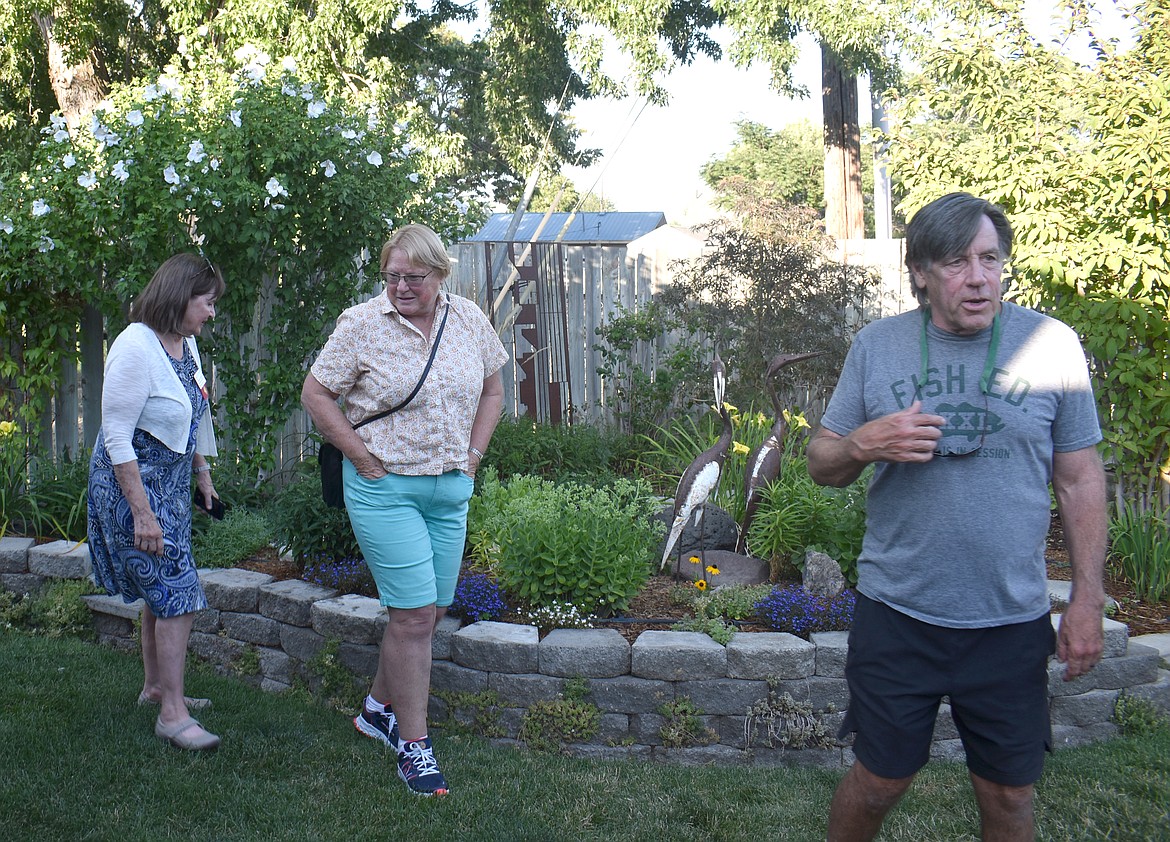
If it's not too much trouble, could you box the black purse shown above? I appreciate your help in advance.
[320,303,449,509]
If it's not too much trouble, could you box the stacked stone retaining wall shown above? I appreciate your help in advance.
[3,536,1169,767]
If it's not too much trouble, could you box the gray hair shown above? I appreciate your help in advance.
[380,224,450,280]
[905,192,1012,305]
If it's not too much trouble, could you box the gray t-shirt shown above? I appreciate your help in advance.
[820,302,1102,628]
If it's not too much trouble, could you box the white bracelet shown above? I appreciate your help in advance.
[468,446,484,460]
[193,464,211,474]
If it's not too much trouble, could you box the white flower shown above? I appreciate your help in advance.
[340,129,358,140]
[38,236,55,252]
[127,110,144,127]
[53,128,70,143]
[187,140,206,163]
[243,64,265,84]
[50,114,67,130]
[209,158,220,171]
[211,198,222,208]
[321,159,337,178]
[143,83,163,102]
[112,160,130,182]
[0,218,13,234]
[366,150,383,166]
[281,83,297,97]
[307,101,326,119]
[407,172,420,183]
[229,110,242,128]
[158,76,182,98]
[78,171,98,189]
[163,164,180,185]
[281,56,298,73]
[32,199,50,217]
[265,177,287,197]
[62,153,76,168]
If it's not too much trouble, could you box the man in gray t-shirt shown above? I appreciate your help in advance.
[808,192,1107,841]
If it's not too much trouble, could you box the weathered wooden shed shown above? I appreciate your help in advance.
[448,211,690,425]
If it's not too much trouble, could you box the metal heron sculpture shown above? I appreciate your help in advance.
[736,351,824,556]
[659,353,733,573]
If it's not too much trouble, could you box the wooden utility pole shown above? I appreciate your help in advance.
[821,46,864,241]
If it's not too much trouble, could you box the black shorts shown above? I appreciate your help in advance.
[840,594,1056,786]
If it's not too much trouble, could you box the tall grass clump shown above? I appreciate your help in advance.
[1109,504,1170,602]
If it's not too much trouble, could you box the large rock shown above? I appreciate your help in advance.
[802,550,846,599]
[669,549,770,586]
[654,503,738,562]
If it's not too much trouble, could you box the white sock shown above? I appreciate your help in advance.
[365,694,388,713]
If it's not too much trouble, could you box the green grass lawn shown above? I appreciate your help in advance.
[1,630,1166,841]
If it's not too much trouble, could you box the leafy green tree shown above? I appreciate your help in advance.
[887,0,1170,512]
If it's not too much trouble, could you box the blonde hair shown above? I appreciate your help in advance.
[379,224,450,280]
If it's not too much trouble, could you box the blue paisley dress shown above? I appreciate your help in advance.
[87,341,209,618]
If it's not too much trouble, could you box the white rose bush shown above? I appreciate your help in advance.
[0,38,483,471]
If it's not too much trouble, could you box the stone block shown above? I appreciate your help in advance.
[770,677,850,712]
[82,593,143,622]
[631,630,727,681]
[91,612,135,640]
[221,611,282,647]
[0,536,34,572]
[1124,669,1170,715]
[1051,721,1120,750]
[338,642,379,678]
[429,660,490,694]
[675,679,769,715]
[188,629,246,667]
[811,631,850,677]
[539,628,630,678]
[310,593,383,645]
[564,743,654,762]
[726,632,815,680]
[259,579,337,627]
[28,540,91,579]
[280,624,326,663]
[596,712,630,744]
[1048,642,1160,696]
[748,745,847,769]
[432,614,462,661]
[450,621,539,673]
[260,678,292,694]
[488,673,565,707]
[587,675,675,713]
[258,647,293,685]
[1050,688,1120,727]
[1,572,45,594]
[653,743,744,766]
[629,713,667,745]
[191,609,221,634]
[199,568,274,613]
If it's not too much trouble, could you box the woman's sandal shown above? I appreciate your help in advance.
[137,691,212,710]
[155,716,221,751]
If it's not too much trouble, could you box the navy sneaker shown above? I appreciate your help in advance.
[397,736,449,796]
[354,702,398,749]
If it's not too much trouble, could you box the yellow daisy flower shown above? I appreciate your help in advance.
[732,441,749,455]
[688,555,701,565]
[706,565,721,576]
[694,579,708,591]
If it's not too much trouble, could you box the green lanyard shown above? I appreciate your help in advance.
[919,307,1002,397]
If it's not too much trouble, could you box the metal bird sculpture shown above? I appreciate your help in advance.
[659,353,734,573]
[736,351,824,556]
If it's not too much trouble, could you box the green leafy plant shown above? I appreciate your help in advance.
[304,638,365,712]
[517,678,600,753]
[514,601,596,633]
[474,470,663,615]
[1113,692,1168,738]
[1109,504,1170,602]
[192,508,274,569]
[432,689,505,739]
[671,616,736,645]
[658,697,717,748]
[744,684,834,750]
[267,463,360,564]
[0,579,100,638]
[10,448,91,542]
[484,416,636,484]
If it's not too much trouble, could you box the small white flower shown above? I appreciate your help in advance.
[211,198,222,208]
[53,128,70,143]
[229,110,242,128]
[158,75,182,97]
[187,140,206,163]
[321,159,337,177]
[143,83,163,102]
[307,101,326,118]
[127,110,144,127]
[38,235,55,252]
[63,153,76,168]
[0,218,13,234]
[243,64,265,84]
[209,158,220,171]
[366,150,382,166]
[281,83,297,97]
[163,164,180,185]
[50,114,67,130]
[32,199,51,217]
[112,160,130,182]
[407,172,420,183]
[281,56,297,73]
[341,129,358,140]
[78,171,98,189]
[265,177,287,197]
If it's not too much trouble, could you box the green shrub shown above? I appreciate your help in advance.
[1114,692,1168,737]
[472,469,663,614]
[193,508,274,568]
[2,446,92,542]
[1109,504,1170,602]
[517,678,600,753]
[484,416,635,484]
[267,463,360,564]
[0,578,100,638]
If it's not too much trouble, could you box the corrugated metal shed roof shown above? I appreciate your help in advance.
[465,212,667,244]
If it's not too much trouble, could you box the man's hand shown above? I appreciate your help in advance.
[1057,597,1105,680]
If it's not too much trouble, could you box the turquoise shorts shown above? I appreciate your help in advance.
[342,463,474,609]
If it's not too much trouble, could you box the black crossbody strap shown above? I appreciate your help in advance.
[352,302,450,431]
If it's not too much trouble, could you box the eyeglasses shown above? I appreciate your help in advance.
[381,270,432,288]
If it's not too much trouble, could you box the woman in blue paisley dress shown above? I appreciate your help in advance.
[87,253,226,751]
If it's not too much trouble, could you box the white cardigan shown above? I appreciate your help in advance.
[101,322,218,464]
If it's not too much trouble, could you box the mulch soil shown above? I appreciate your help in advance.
[238,512,1169,644]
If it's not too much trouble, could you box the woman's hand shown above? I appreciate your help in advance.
[353,450,388,480]
[134,511,165,555]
